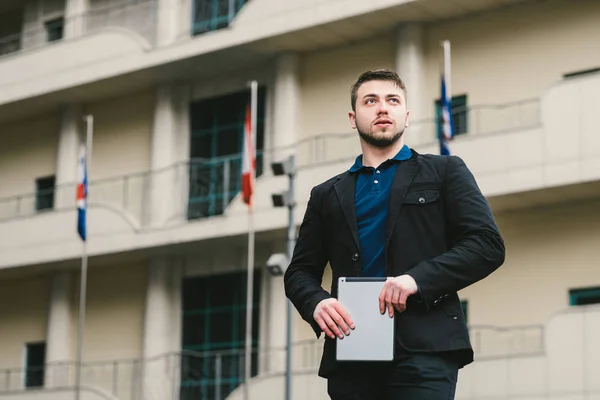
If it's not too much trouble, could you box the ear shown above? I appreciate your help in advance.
[404,110,410,128]
[349,111,357,129]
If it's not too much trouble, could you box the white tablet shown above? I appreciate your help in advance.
[336,277,395,362]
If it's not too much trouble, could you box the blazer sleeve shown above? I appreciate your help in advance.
[406,155,505,311]
[284,186,332,338]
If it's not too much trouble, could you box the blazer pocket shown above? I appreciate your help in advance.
[403,189,440,205]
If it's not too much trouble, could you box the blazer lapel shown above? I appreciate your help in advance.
[385,155,420,247]
[333,172,360,251]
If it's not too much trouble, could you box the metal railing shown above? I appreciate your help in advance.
[0,0,255,59]
[293,98,541,167]
[469,324,545,359]
[0,0,158,59]
[0,325,544,399]
[0,98,540,226]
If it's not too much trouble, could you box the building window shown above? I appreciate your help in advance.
[188,87,266,220]
[192,0,249,35]
[45,18,64,42]
[35,176,55,211]
[25,342,46,388]
[460,300,468,323]
[181,270,261,400]
[435,94,468,137]
[569,287,600,306]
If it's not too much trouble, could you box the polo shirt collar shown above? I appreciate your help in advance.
[348,144,412,172]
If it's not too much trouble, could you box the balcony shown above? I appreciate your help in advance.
[0,323,549,400]
[1,71,599,269]
[0,0,158,58]
[1,305,598,400]
[0,95,535,233]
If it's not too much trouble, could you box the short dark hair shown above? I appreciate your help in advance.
[350,69,407,112]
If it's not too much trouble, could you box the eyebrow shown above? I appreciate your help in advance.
[362,94,403,101]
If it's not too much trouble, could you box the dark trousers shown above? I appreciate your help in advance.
[326,352,459,400]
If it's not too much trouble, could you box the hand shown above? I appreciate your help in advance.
[379,275,418,317]
[313,298,355,340]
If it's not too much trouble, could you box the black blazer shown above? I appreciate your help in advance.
[284,149,505,378]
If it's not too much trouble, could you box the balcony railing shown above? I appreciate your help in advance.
[0,0,157,59]
[0,98,540,226]
[0,324,543,399]
[469,324,544,359]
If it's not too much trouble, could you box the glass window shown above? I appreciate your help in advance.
[570,287,600,306]
[25,342,46,388]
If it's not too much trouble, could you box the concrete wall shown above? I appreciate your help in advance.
[0,263,145,390]
[289,197,600,339]
[425,0,600,111]
[297,0,600,144]
[300,36,396,139]
[76,263,146,362]
[85,90,153,180]
[0,276,50,371]
[2,69,600,271]
[0,113,59,202]
[461,198,600,327]
[226,304,600,400]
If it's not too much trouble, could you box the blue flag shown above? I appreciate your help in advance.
[439,75,455,156]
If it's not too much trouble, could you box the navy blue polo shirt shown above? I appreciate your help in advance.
[348,145,413,277]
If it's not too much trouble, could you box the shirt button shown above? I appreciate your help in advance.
[418,197,425,204]
[374,180,379,184]
[352,253,360,261]
[376,170,380,174]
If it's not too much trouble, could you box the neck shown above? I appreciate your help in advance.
[360,138,405,168]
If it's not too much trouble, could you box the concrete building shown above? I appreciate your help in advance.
[1,0,600,399]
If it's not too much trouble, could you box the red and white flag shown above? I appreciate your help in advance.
[241,103,255,207]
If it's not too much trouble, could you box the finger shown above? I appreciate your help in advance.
[333,303,355,332]
[385,288,395,318]
[314,314,335,339]
[327,307,351,336]
[315,314,336,339]
[379,287,387,315]
[398,291,410,312]
[321,311,344,339]
[392,289,401,312]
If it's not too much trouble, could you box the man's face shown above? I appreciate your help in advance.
[349,80,409,148]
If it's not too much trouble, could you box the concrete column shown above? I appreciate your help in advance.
[64,0,90,39]
[272,53,301,161]
[54,104,83,209]
[45,272,73,388]
[21,1,43,50]
[263,270,288,373]
[156,0,183,46]
[148,84,191,227]
[395,22,428,145]
[142,257,183,400]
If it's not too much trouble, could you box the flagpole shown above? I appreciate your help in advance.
[75,115,93,400]
[243,80,258,400]
[442,39,451,96]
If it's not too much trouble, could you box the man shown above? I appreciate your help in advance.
[283,69,505,399]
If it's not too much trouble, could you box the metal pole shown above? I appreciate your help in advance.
[442,40,451,96]
[285,154,296,400]
[75,115,93,400]
[243,80,258,400]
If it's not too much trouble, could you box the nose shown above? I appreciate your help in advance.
[376,101,389,114]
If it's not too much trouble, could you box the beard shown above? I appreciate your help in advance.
[358,125,405,148]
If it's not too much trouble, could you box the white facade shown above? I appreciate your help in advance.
[1,0,600,399]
